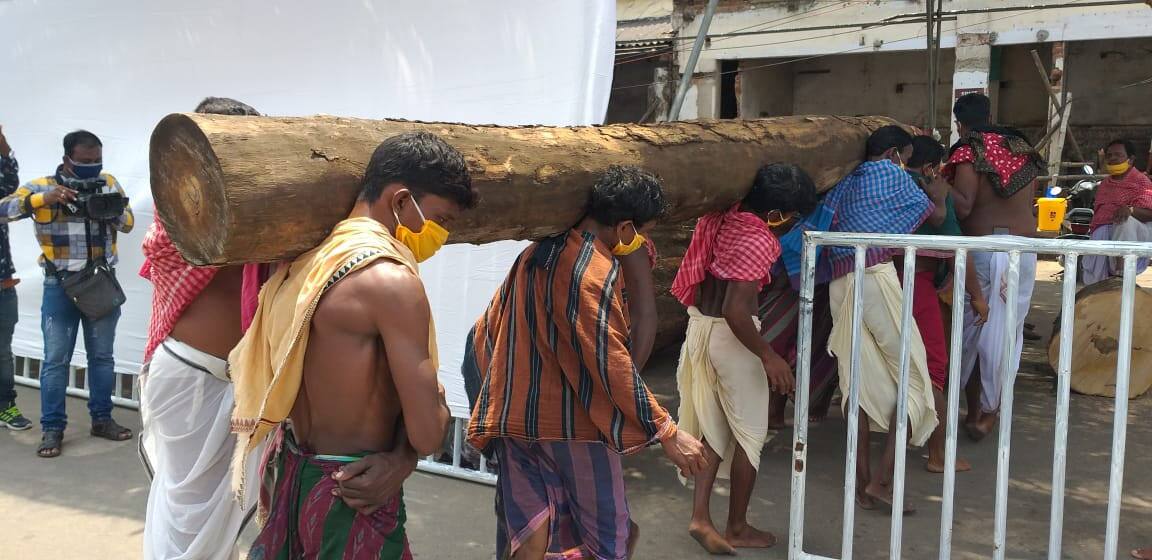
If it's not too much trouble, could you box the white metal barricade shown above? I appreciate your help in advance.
[419,417,498,486]
[787,232,1152,560]
[14,354,139,409]
[14,355,495,485]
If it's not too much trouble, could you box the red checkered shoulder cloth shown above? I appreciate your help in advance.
[670,206,780,307]
[139,220,218,364]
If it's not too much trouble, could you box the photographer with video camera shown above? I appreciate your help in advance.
[0,130,133,458]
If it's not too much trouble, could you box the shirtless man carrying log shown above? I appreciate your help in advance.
[944,93,1046,442]
[230,131,475,559]
[671,163,818,554]
[139,96,274,560]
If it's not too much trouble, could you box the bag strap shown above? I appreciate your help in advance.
[42,255,62,280]
[84,219,111,267]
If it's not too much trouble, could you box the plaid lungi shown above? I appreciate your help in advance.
[249,432,411,560]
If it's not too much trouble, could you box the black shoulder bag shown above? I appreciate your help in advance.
[44,220,126,319]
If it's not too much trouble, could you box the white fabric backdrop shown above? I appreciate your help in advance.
[0,0,615,417]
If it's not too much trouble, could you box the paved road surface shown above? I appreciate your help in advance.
[2,263,1150,559]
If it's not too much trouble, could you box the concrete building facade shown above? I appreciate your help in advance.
[611,0,1152,165]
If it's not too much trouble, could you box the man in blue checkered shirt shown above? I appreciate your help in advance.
[822,125,943,514]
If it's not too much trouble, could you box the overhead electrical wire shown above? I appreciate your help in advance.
[614,1,857,66]
[610,0,1106,92]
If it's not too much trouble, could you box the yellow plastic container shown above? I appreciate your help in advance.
[1036,197,1068,233]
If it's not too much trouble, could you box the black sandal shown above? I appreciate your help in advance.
[90,418,132,442]
[38,430,63,458]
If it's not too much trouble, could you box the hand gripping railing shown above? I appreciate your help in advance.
[787,232,1152,560]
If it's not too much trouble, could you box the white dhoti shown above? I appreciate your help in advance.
[1082,218,1152,286]
[676,307,772,479]
[960,250,1037,413]
[139,338,260,560]
[828,262,937,446]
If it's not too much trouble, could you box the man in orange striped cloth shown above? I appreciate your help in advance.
[467,165,707,560]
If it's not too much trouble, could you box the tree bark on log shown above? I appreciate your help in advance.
[1047,277,1152,398]
[150,114,898,266]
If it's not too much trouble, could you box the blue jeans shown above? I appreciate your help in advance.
[40,275,121,432]
[0,287,17,406]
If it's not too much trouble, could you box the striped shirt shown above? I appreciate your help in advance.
[467,230,677,454]
[0,169,133,272]
[825,160,933,279]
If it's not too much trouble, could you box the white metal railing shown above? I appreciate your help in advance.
[787,232,1152,560]
[14,355,493,486]
[13,355,139,409]
[419,417,497,486]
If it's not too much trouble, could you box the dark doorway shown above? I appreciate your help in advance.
[719,60,739,119]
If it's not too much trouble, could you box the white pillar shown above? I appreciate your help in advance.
[1045,41,1069,182]
[685,58,719,120]
[949,32,992,145]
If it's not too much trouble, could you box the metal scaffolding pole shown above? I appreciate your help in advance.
[667,0,719,121]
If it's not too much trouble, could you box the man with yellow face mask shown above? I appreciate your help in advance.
[467,165,707,560]
[231,131,476,559]
[1082,139,1152,285]
[669,163,817,554]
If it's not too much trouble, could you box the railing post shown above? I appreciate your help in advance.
[839,245,868,560]
[992,250,1022,560]
[889,249,918,559]
[1048,252,1078,560]
[1103,255,1138,559]
[788,235,820,560]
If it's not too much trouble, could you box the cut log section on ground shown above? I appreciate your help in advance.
[1048,277,1152,398]
[150,114,898,266]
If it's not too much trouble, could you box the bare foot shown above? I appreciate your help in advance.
[627,520,640,559]
[925,456,972,473]
[856,492,876,510]
[967,413,998,442]
[725,523,778,549]
[1133,547,1152,559]
[864,486,916,516]
[689,522,735,555]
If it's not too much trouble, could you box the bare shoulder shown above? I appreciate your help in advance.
[313,258,429,334]
[339,258,426,300]
[333,258,430,321]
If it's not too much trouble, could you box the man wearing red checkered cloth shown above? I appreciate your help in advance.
[137,97,274,560]
[1082,139,1152,285]
[669,163,818,555]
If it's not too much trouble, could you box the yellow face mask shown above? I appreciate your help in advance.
[392,194,450,263]
[612,223,646,256]
[1106,161,1132,177]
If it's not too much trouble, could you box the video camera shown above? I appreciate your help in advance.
[61,176,128,221]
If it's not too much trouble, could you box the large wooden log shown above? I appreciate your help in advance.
[150,114,897,266]
[1047,277,1152,398]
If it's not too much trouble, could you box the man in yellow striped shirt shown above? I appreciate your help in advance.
[0,130,134,458]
